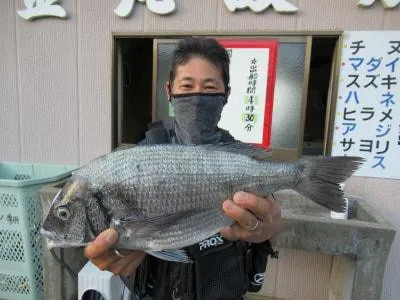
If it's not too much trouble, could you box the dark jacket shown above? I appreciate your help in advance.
[133,121,278,300]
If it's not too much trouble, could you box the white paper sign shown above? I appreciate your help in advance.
[219,48,269,144]
[331,31,400,179]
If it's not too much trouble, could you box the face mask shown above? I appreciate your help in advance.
[171,93,227,145]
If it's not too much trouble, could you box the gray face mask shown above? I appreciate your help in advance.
[171,93,227,145]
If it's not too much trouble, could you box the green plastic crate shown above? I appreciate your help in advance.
[0,162,76,300]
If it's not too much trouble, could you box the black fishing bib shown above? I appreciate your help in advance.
[133,121,277,300]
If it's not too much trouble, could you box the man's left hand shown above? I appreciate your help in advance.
[220,192,281,243]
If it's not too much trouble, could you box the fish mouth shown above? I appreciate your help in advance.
[40,228,87,248]
[40,228,56,239]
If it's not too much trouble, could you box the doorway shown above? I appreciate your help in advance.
[114,37,153,147]
[303,37,338,156]
[114,35,339,159]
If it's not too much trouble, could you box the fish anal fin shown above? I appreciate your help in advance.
[146,249,192,263]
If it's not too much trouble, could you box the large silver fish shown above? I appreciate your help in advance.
[41,143,363,262]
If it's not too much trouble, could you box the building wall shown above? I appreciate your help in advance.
[1,1,399,299]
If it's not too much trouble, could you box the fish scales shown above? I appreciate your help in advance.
[78,146,296,249]
[124,209,227,250]
[41,143,364,263]
[76,145,292,217]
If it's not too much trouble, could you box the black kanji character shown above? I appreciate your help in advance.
[247,87,256,94]
[364,74,378,88]
[343,107,356,121]
[375,140,390,154]
[380,109,393,122]
[388,41,400,55]
[381,74,397,90]
[248,79,257,87]
[6,214,18,225]
[346,74,360,88]
[350,40,366,55]
[244,123,255,132]
[340,138,355,151]
[361,107,375,121]
[245,105,255,113]
[359,139,373,152]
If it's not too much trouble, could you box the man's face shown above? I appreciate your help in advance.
[168,56,226,96]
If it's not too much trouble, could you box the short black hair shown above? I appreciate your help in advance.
[169,37,230,92]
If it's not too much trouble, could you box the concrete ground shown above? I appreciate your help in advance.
[246,293,284,300]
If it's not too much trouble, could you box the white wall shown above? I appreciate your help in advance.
[1,1,399,299]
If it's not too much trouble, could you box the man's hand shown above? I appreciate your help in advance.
[220,192,281,243]
[84,228,146,276]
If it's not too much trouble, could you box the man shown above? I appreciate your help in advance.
[85,37,281,299]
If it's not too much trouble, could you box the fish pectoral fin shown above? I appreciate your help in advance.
[146,249,192,263]
[118,208,208,236]
[205,141,272,160]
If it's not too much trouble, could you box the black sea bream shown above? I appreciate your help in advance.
[41,143,363,262]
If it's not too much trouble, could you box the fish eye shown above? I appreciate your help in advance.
[56,206,71,221]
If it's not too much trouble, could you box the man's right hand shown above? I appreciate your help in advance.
[84,228,146,276]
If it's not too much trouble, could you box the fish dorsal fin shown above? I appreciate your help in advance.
[146,249,192,263]
[204,142,272,160]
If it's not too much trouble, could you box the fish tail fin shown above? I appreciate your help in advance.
[294,156,364,212]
